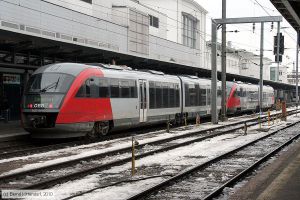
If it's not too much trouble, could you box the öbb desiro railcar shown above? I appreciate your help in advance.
[226,81,274,113]
[21,63,273,139]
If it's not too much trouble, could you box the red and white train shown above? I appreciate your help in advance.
[21,63,274,138]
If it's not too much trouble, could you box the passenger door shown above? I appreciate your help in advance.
[139,80,147,122]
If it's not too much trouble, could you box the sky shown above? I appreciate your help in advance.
[195,0,297,71]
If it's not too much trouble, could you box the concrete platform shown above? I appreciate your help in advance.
[229,138,300,200]
[0,121,29,142]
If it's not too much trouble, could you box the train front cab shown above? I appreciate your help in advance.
[22,66,114,138]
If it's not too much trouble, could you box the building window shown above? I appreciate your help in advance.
[182,13,197,49]
[80,0,92,3]
[149,15,159,28]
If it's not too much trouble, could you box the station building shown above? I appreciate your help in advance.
[0,0,207,120]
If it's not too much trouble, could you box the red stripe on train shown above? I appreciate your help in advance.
[56,68,113,124]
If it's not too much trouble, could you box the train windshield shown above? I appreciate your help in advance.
[25,73,74,94]
[23,73,74,109]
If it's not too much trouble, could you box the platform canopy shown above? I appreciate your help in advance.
[270,0,300,31]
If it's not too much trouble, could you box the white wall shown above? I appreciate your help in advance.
[138,0,207,68]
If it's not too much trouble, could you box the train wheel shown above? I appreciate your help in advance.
[99,121,109,136]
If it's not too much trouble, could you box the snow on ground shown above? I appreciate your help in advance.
[49,115,300,200]
[0,116,252,176]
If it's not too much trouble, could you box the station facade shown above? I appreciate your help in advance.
[0,0,297,121]
[0,0,208,120]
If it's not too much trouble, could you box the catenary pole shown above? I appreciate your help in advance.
[296,29,299,110]
[211,20,218,124]
[221,0,227,121]
[259,22,264,113]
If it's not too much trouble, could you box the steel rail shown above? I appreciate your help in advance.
[126,120,300,200]
[203,132,300,200]
[0,110,296,189]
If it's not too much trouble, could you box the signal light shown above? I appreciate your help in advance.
[49,103,53,108]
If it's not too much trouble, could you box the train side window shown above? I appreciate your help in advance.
[189,84,197,107]
[149,81,156,109]
[110,78,120,98]
[195,84,200,106]
[99,78,109,98]
[88,77,98,98]
[185,84,190,107]
[120,80,130,98]
[76,84,86,97]
[169,83,175,108]
[162,83,169,108]
[207,89,211,105]
[175,84,180,107]
[76,79,91,97]
[130,80,137,98]
[156,82,162,108]
[200,88,206,106]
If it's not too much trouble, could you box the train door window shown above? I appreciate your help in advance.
[185,84,190,107]
[156,82,162,108]
[130,80,137,98]
[149,81,156,109]
[162,83,169,108]
[120,80,130,98]
[99,78,109,98]
[110,78,120,98]
[175,84,180,107]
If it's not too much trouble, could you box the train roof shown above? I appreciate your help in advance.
[33,63,93,76]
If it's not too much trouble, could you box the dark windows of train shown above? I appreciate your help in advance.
[89,78,98,98]
[199,88,206,106]
[120,80,130,98]
[76,77,137,99]
[207,89,211,105]
[149,82,156,109]
[99,78,109,98]
[149,81,179,109]
[26,73,74,94]
[185,84,190,107]
[156,82,162,108]
[130,80,138,98]
[76,79,91,97]
[175,85,180,107]
[162,84,169,108]
[169,84,175,108]
[110,78,120,98]
[189,84,197,106]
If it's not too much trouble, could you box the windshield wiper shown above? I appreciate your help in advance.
[40,77,60,93]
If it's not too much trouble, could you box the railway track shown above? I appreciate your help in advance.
[0,108,291,160]
[0,121,177,159]
[125,120,300,200]
[0,109,296,192]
